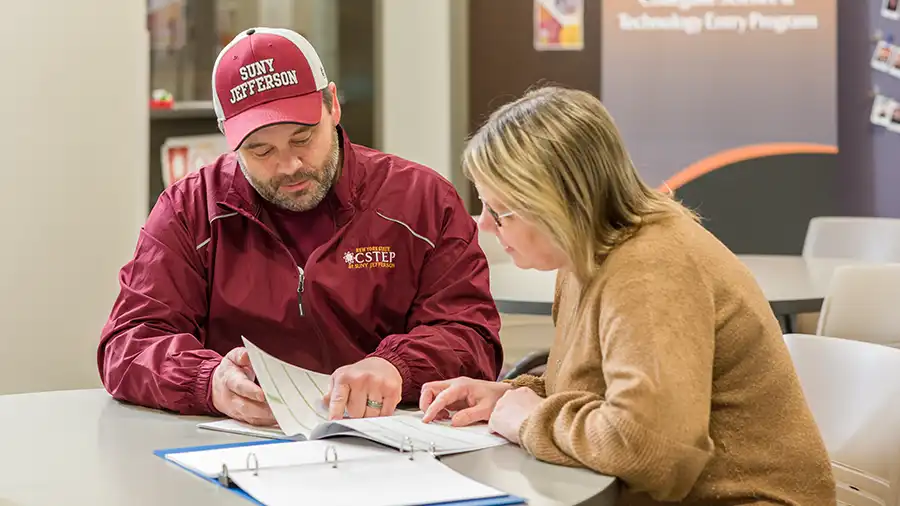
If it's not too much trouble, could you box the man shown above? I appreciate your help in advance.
[98,27,502,426]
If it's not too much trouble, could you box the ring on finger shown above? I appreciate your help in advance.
[366,398,384,410]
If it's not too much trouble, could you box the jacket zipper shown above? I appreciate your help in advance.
[216,203,310,319]
[296,265,305,317]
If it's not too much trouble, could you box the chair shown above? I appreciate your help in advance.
[784,333,900,506]
[816,264,900,348]
[803,217,900,262]
[793,217,900,336]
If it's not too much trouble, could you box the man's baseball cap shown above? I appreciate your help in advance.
[212,27,328,150]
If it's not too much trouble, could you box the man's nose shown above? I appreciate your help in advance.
[275,151,303,175]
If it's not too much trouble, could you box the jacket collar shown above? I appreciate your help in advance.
[219,125,359,226]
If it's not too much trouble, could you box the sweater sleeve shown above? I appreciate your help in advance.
[502,374,546,397]
[517,252,717,502]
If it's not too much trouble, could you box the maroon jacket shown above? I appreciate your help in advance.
[98,128,503,415]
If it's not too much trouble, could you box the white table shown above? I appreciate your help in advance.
[490,254,863,317]
[0,389,618,506]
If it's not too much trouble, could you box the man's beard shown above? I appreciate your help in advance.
[240,128,341,212]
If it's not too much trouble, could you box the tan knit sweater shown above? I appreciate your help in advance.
[508,214,836,505]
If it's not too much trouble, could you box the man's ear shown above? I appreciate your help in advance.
[329,82,342,125]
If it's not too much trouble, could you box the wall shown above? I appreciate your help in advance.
[0,2,149,394]
[467,0,602,212]
[870,1,900,217]
[377,0,460,184]
[839,0,900,217]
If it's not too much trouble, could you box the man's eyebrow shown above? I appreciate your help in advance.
[244,141,270,150]
[293,125,314,135]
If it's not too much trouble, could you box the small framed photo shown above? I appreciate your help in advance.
[883,0,900,20]
[889,104,900,133]
[871,95,896,127]
[891,49,900,78]
[872,41,895,72]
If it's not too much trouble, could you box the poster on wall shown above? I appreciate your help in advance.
[161,134,229,187]
[883,0,900,20]
[534,0,584,51]
[601,0,838,254]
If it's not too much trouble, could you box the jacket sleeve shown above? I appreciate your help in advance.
[97,190,223,415]
[369,186,503,402]
[517,251,716,502]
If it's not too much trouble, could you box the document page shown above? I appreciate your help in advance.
[318,414,509,456]
[165,439,395,478]
[230,452,511,506]
[242,336,510,455]
[242,336,332,438]
[197,418,288,440]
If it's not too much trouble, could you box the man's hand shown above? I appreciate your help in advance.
[488,387,544,444]
[323,357,402,419]
[211,347,276,427]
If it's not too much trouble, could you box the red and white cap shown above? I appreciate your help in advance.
[212,27,329,150]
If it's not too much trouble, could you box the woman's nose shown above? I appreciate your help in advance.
[476,208,496,234]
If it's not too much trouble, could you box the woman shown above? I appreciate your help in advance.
[419,87,836,505]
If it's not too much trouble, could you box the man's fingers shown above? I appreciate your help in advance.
[422,385,465,423]
[225,347,257,380]
[226,347,251,367]
[382,390,402,416]
[363,392,384,418]
[225,370,266,402]
[346,385,368,419]
[450,400,492,427]
[328,383,350,420]
[233,396,276,426]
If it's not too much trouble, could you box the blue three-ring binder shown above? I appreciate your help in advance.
[154,439,527,506]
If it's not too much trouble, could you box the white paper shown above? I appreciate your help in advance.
[891,49,900,79]
[230,453,508,506]
[888,103,900,133]
[883,0,900,20]
[242,336,332,438]
[319,414,509,456]
[872,42,895,73]
[166,439,395,478]
[197,419,288,440]
[241,336,510,456]
[871,95,896,127]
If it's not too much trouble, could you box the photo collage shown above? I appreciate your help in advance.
[870,0,900,133]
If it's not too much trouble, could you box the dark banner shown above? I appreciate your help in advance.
[601,0,838,254]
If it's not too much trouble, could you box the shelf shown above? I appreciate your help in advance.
[150,101,217,120]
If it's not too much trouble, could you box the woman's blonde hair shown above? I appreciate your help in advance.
[462,85,698,282]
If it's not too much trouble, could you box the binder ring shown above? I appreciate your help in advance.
[217,463,230,486]
[247,452,259,476]
[429,441,437,457]
[400,436,415,460]
[325,444,339,468]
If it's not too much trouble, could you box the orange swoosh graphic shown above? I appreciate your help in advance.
[661,143,838,191]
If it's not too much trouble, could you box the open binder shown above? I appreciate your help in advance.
[223,336,510,456]
[155,438,526,506]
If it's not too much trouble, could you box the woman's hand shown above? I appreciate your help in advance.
[488,387,544,444]
[419,377,513,426]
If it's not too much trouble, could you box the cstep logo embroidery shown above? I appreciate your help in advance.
[343,246,396,269]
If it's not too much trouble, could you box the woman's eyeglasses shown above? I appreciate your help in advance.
[479,197,515,228]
